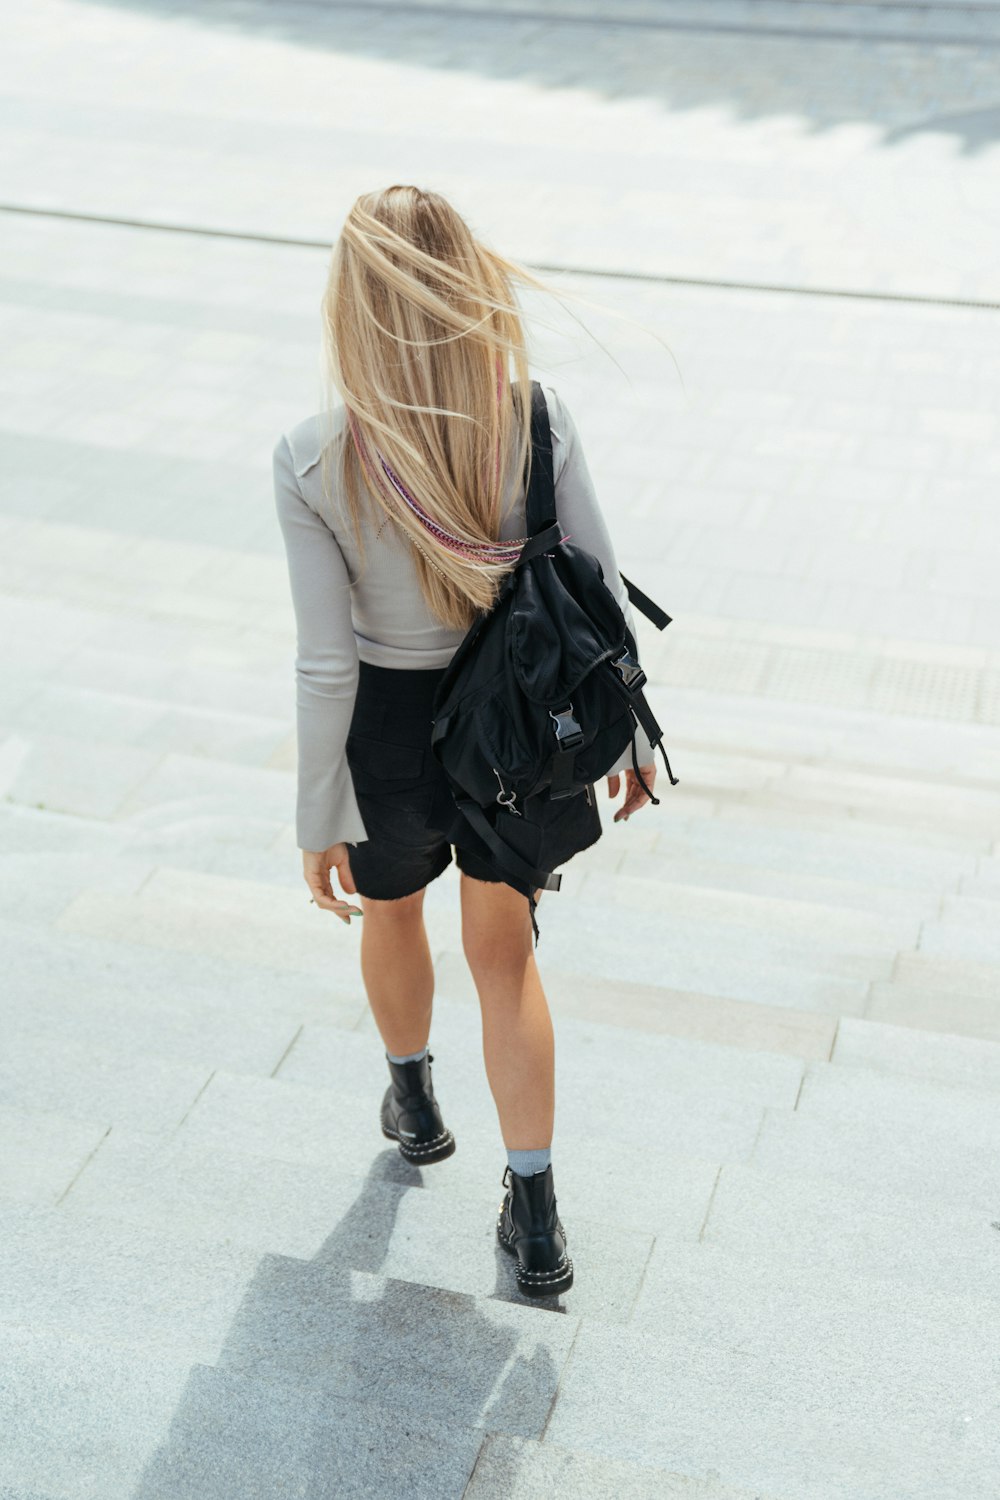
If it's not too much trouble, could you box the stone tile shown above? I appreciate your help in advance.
[833,1016,1000,1095]
[0,1108,109,1206]
[578,868,917,951]
[434,950,836,1060]
[796,1059,1000,1147]
[55,866,359,976]
[464,1433,773,1500]
[0,1325,483,1500]
[695,1160,1000,1300]
[288,994,804,1112]
[0,915,367,1031]
[547,1249,999,1500]
[4,733,164,823]
[866,980,1000,1043]
[750,1108,1000,1212]
[0,1037,212,1135]
[63,1132,652,1324]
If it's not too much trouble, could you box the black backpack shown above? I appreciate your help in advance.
[429,380,678,942]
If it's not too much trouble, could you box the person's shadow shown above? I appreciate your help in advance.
[129,1150,569,1499]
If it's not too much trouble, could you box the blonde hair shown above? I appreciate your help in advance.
[319,185,562,632]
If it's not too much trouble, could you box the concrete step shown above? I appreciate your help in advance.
[632,810,977,888]
[696,1157,1000,1301]
[172,1066,753,1225]
[0,1031,214,1136]
[613,849,945,923]
[0,1323,781,1500]
[755,764,1000,837]
[0,1106,109,1208]
[576,867,920,950]
[866,978,1000,1043]
[57,1130,661,1328]
[750,1103,1000,1213]
[433,951,837,1060]
[918,918,1000,966]
[0,914,367,1031]
[0,1200,579,1423]
[0,1326,483,1500]
[552,1241,997,1500]
[831,1016,1000,1096]
[531,885,896,988]
[796,1057,1000,1145]
[51,859,874,1014]
[889,951,1000,1000]
[464,1434,783,1500]
[708,797,991,857]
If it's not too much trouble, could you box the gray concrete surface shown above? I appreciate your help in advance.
[2,1,1000,1496]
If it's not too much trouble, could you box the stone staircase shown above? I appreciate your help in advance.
[3,555,1000,1500]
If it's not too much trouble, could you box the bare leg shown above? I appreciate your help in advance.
[459,873,552,1149]
[356,887,435,1057]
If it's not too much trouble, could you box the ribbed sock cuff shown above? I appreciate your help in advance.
[506,1146,551,1176]
[386,1045,428,1065]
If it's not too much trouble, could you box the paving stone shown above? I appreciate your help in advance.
[918,919,1000,966]
[547,1248,999,1500]
[55,865,361,975]
[286,992,804,1113]
[464,1433,777,1500]
[62,1131,653,1325]
[750,1108,1000,1212]
[0,1108,109,1206]
[695,1160,1000,1300]
[614,816,971,894]
[434,950,836,1060]
[577,868,918,950]
[0,1036,212,1134]
[3,731,164,822]
[889,953,1000,1001]
[0,1326,483,1500]
[833,1016,1000,1095]
[796,1059,1000,1147]
[0,915,367,1031]
[0,1202,579,1430]
[615,850,944,923]
[176,1068,747,1222]
[866,980,1000,1043]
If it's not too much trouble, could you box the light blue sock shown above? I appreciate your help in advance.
[386,1045,428,1065]
[507,1146,551,1176]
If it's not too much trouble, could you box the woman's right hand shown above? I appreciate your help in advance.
[303,843,364,924]
[607,763,657,823]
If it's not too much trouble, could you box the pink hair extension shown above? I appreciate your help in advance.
[346,404,569,570]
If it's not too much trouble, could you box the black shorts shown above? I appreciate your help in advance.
[343,660,603,912]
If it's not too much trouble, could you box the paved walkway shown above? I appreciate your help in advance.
[2,2,1000,1497]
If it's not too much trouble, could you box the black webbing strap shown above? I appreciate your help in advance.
[620,572,672,630]
[454,797,562,894]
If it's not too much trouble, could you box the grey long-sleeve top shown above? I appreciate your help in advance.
[273,383,655,853]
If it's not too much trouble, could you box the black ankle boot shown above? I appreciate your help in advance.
[496,1162,573,1297]
[380,1050,456,1164]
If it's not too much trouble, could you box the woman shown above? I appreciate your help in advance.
[273,185,657,1300]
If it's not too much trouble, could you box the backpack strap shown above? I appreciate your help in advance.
[453,796,563,894]
[524,381,557,536]
[526,382,672,629]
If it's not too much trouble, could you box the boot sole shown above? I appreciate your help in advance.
[381,1123,456,1164]
[496,1211,574,1298]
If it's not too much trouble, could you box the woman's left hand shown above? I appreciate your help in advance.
[607,764,656,822]
[303,843,364,924]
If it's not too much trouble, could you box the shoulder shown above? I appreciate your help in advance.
[273,405,350,481]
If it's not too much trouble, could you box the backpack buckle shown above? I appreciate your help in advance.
[611,649,646,692]
[549,704,584,749]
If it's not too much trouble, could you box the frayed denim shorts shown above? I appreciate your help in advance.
[343,660,602,905]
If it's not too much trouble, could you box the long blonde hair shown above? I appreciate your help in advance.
[319,185,558,632]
